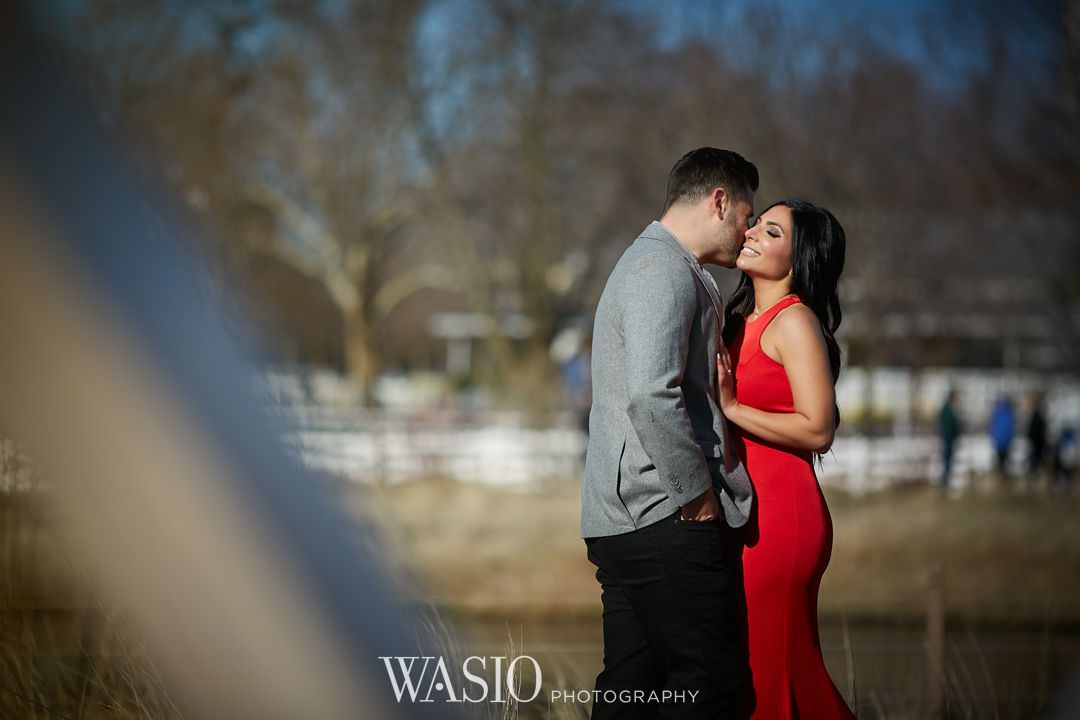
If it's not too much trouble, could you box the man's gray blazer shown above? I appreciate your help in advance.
[581,221,753,538]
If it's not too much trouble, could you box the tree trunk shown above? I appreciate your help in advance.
[343,302,377,406]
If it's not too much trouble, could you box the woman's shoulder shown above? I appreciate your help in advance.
[771,299,816,326]
[765,301,826,349]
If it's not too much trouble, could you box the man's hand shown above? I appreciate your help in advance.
[680,487,719,521]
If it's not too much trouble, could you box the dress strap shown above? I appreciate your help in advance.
[739,295,802,362]
[747,295,802,330]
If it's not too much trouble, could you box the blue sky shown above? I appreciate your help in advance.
[628,0,1059,92]
[39,0,1060,85]
[35,0,1062,121]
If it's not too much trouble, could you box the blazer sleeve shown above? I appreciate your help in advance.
[620,253,712,503]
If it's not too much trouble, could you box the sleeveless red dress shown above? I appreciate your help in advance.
[726,295,854,719]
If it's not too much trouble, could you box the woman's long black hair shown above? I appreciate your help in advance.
[723,199,846,386]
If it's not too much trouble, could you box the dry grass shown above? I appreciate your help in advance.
[824,479,1080,623]
[4,455,1075,719]
[350,476,598,617]
[351,476,1080,718]
[0,487,186,719]
[350,475,1080,624]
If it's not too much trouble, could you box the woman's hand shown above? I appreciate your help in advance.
[716,348,738,416]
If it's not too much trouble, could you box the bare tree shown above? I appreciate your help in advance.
[73,0,469,401]
[63,0,1080,412]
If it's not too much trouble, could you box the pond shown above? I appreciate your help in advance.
[448,613,1080,719]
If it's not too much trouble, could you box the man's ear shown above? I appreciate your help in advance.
[711,187,729,220]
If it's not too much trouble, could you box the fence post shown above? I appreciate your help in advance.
[926,559,946,719]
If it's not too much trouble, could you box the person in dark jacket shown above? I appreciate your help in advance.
[1053,428,1078,494]
[1026,393,1048,484]
[938,389,961,489]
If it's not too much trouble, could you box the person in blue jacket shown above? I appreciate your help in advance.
[989,396,1015,477]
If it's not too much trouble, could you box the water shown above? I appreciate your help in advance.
[451,613,1080,719]
[3,608,1078,718]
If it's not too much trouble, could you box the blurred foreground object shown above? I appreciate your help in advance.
[0,9,448,719]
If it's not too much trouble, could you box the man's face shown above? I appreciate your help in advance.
[711,193,755,268]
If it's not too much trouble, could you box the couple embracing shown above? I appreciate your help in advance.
[582,147,855,719]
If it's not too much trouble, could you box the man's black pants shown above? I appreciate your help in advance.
[585,511,746,720]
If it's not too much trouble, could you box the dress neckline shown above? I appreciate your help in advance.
[746,294,800,325]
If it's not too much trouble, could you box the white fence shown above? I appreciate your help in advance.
[293,420,584,487]
[281,406,1012,494]
[258,368,1077,493]
[818,434,1015,493]
[836,367,1080,432]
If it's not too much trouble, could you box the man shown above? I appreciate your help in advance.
[582,148,757,719]
[938,388,961,490]
[1026,392,1048,486]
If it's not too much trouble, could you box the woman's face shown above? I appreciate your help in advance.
[736,204,793,280]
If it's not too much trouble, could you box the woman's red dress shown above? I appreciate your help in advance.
[726,295,855,719]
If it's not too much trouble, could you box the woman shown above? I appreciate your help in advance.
[716,199,854,719]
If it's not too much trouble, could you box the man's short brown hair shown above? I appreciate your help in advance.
[663,147,759,214]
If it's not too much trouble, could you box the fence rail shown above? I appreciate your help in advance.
[277,405,1015,493]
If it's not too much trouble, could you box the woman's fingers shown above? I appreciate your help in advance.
[719,348,732,374]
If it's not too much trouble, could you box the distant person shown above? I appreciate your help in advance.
[1052,427,1077,494]
[718,199,855,718]
[559,343,591,433]
[988,396,1015,477]
[1026,393,1048,483]
[582,147,756,718]
[938,389,961,489]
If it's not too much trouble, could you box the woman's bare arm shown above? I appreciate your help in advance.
[717,304,835,451]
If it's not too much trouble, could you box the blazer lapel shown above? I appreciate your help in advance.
[694,261,725,327]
